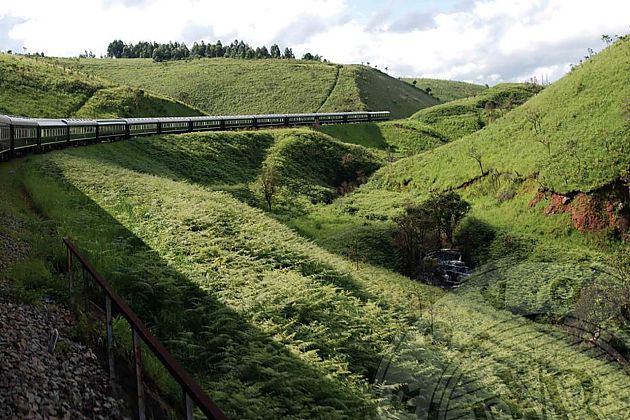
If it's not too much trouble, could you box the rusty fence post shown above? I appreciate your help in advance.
[132,330,146,420]
[67,248,74,307]
[105,296,115,382]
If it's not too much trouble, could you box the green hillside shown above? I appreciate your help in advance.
[290,37,630,333]
[56,58,438,118]
[317,120,447,157]
[410,82,543,140]
[0,53,202,118]
[402,77,488,102]
[379,37,630,194]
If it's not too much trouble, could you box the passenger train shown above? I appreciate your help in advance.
[0,111,390,161]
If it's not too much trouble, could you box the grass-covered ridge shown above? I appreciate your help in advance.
[402,77,488,102]
[410,82,543,141]
[55,58,438,118]
[378,36,630,195]
[0,53,201,118]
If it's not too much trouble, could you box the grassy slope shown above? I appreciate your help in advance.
[57,58,437,118]
[410,82,543,140]
[402,77,488,102]
[74,86,203,118]
[354,66,440,118]
[317,120,447,158]
[379,37,630,195]
[5,130,627,418]
[292,39,630,342]
[0,53,201,118]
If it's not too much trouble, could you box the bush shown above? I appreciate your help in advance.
[454,217,496,266]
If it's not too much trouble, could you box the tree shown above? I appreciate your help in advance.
[424,191,471,246]
[484,101,498,123]
[107,40,125,58]
[412,80,417,87]
[393,204,440,277]
[575,248,630,346]
[302,52,314,60]
[393,192,470,277]
[526,109,552,156]
[270,44,281,58]
[282,47,294,59]
[467,145,484,176]
[260,164,280,211]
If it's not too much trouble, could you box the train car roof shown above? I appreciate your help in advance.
[123,118,160,124]
[189,116,223,121]
[36,119,68,127]
[96,119,127,125]
[62,119,98,126]
[157,117,192,122]
[0,115,39,126]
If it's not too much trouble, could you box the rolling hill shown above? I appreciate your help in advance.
[402,77,488,102]
[289,36,630,336]
[0,53,203,118]
[56,58,439,118]
[410,82,543,140]
[378,37,630,195]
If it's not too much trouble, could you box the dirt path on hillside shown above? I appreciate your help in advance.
[316,65,341,112]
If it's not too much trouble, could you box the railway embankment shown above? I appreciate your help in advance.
[0,295,130,419]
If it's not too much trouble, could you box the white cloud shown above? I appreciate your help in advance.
[0,0,628,84]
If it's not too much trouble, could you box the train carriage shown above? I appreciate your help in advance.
[124,118,160,135]
[316,113,346,124]
[97,119,127,140]
[286,114,317,126]
[223,116,255,129]
[39,119,69,147]
[64,119,98,143]
[345,112,370,122]
[254,115,286,127]
[368,111,389,121]
[159,117,191,133]
[0,118,10,159]
[0,116,38,152]
[190,116,222,131]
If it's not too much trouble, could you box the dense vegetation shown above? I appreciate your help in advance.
[56,58,438,118]
[402,78,488,102]
[0,53,201,118]
[107,39,322,62]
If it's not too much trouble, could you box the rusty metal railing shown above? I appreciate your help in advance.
[63,237,227,420]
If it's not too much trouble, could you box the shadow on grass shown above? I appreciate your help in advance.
[20,158,387,419]
[318,123,389,150]
[67,132,276,204]
[52,144,386,305]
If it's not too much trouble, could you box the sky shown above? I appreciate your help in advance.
[0,0,628,84]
